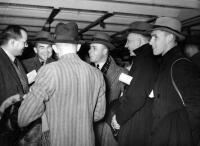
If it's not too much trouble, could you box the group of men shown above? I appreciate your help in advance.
[0,16,200,146]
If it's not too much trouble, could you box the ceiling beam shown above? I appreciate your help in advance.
[42,8,60,31]
[79,12,114,35]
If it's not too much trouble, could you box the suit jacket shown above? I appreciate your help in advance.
[18,53,106,146]
[22,56,55,73]
[0,48,28,105]
[0,47,28,145]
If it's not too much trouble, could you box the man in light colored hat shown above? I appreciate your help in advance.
[110,21,159,146]
[17,21,106,146]
[22,31,56,75]
[149,17,200,146]
[88,32,128,146]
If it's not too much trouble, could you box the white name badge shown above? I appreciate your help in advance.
[119,73,133,85]
[27,70,37,84]
[148,90,155,98]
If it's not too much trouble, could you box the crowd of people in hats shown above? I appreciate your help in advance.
[0,16,200,146]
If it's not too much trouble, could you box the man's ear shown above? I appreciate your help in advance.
[166,33,174,43]
[8,39,16,48]
[33,47,37,54]
[77,44,81,52]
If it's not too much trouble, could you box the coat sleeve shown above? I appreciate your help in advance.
[116,58,157,125]
[94,74,106,122]
[173,59,200,128]
[18,65,55,127]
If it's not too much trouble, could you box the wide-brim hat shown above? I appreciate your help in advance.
[55,22,84,44]
[89,32,115,50]
[127,21,153,36]
[33,31,54,44]
[151,17,185,41]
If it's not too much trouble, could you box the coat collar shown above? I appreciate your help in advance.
[134,43,153,57]
[162,45,182,63]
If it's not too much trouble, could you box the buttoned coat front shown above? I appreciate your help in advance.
[18,53,106,146]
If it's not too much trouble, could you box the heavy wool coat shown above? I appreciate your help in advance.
[115,44,159,146]
[18,53,106,146]
[22,56,55,73]
[95,56,128,146]
[151,46,200,146]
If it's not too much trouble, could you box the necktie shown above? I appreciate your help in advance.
[13,59,29,93]
[96,64,100,69]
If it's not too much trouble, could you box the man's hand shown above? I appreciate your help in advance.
[111,114,120,130]
[0,94,20,118]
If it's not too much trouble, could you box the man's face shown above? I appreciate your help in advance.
[184,46,198,58]
[150,30,167,56]
[88,43,106,64]
[34,43,53,62]
[14,29,28,56]
[125,33,141,56]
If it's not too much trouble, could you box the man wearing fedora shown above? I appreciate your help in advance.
[110,21,159,146]
[17,22,106,146]
[22,30,55,74]
[149,17,200,146]
[88,32,128,146]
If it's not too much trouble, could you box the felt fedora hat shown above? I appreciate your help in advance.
[152,17,185,41]
[90,32,115,50]
[55,21,83,44]
[128,21,153,35]
[33,31,54,44]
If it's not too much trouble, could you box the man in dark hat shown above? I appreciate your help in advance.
[149,17,200,146]
[110,21,159,146]
[22,31,56,75]
[88,32,128,146]
[17,21,106,146]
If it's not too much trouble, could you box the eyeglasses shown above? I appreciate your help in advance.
[19,40,28,47]
[23,41,28,47]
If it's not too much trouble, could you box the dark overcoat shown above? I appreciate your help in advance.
[22,56,55,73]
[114,44,159,146]
[151,46,200,146]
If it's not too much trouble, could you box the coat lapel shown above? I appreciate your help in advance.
[0,48,25,90]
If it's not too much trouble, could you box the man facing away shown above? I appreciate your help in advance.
[17,22,106,146]
[88,32,128,146]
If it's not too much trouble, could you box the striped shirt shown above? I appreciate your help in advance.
[18,53,106,146]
